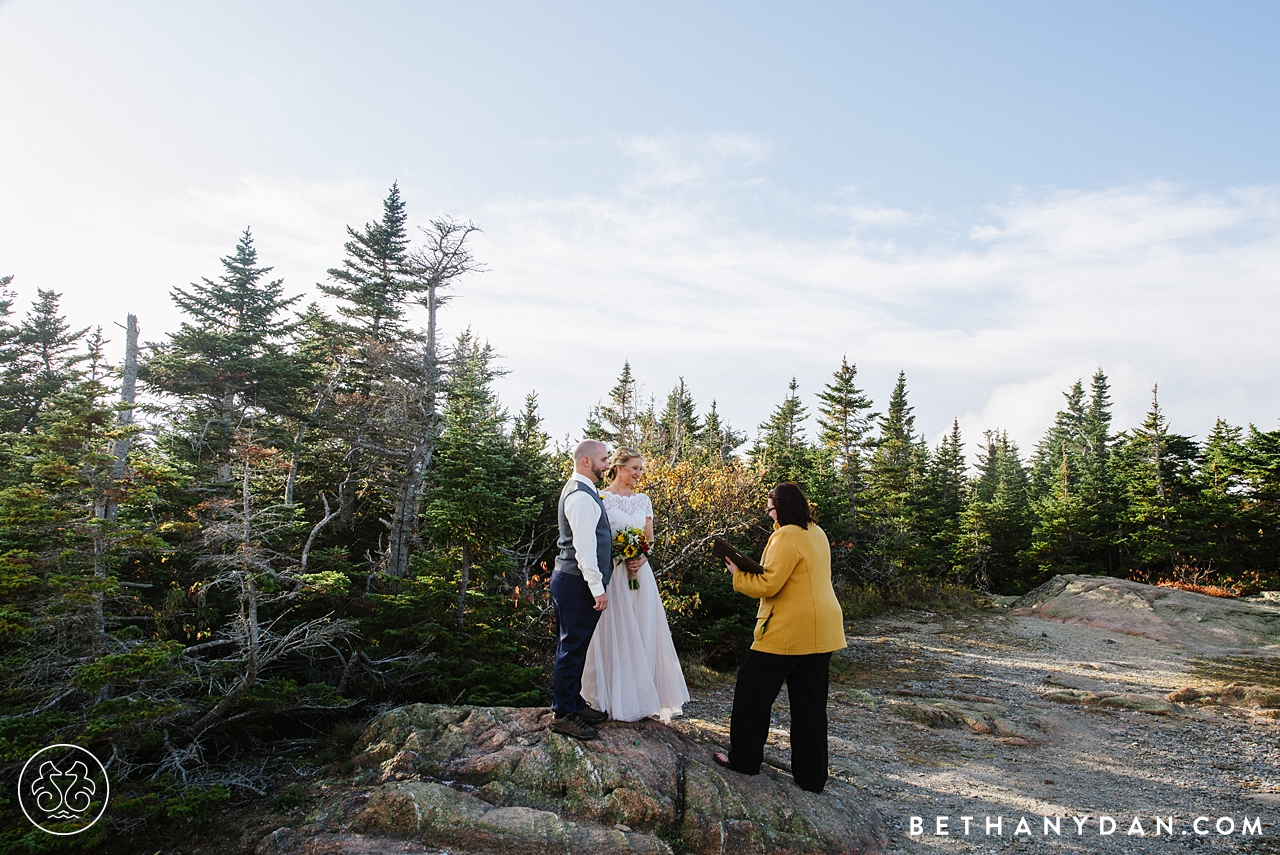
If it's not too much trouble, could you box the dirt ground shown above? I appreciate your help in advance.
[676,604,1280,853]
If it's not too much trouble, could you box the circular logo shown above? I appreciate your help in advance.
[17,744,110,835]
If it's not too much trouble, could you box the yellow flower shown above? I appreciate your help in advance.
[624,545,637,558]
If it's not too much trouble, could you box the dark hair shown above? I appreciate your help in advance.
[770,482,812,529]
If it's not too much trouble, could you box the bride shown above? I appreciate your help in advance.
[582,447,690,722]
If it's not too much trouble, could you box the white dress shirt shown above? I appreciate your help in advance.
[563,472,606,596]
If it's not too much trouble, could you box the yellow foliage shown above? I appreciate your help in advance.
[637,459,768,578]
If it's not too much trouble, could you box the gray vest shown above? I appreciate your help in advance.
[554,479,614,588]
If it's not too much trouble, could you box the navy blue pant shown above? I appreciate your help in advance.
[728,650,832,793]
[550,570,602,717]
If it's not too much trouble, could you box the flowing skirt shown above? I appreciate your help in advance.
[581,559,690,722]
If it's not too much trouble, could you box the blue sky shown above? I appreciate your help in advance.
[2,1,1279,453]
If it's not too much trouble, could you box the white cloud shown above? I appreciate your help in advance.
[454,140,1280,454]
[3,133,1277,464]
[0,176,384,347]
[614,132,773,192]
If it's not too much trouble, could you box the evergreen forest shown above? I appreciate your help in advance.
[2,185,1277,845]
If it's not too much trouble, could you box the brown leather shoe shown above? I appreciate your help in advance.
[550,714,599,741]
[576,706,608,724]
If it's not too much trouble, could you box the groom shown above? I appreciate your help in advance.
[549,439,614,741]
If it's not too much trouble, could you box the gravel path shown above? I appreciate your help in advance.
[675,605,1279,853]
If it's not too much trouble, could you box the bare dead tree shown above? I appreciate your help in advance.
[670,377,685,466]
[299,470,354,571]
[170,435,351,775]
[382,218,482,578]
[107,313,139,519]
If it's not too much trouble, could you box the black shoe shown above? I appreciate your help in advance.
[550,714,599,741]
[576,706,609,724]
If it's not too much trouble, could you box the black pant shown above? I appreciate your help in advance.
[550,570,601,717]
[728,649,832,793]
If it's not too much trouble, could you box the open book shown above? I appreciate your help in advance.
[712,537,764,574]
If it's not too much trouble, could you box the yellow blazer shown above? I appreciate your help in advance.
[733,522,846,655]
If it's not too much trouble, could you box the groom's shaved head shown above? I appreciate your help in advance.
[573,439,606,461]
[573,440,610,481]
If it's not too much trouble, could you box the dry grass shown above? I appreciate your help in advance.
[1155,579,1238,598]
[1133,562,1273,599]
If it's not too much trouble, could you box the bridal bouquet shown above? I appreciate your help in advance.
[612,527,650,590]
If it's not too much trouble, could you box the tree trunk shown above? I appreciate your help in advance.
[215,387,238,483]
[385,441,434,577]
[109,314,139,504]
[457,542,470,628]
[90,314,139,659]
[848,474,858,544]
[384,282,440,577]
[670,377,684,465]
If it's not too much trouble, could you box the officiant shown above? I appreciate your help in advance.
[718,482,846,794]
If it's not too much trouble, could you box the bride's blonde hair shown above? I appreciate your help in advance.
[606,446,644,482]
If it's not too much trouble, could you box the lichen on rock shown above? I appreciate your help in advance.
[259,704,885,855]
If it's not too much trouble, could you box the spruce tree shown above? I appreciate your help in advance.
[920,420,966,575]
[657,378,701,463]
[422,333,536,625]
[863,372,928,577]
[1084,369,1113,471]
[142,229,304,482]
[1193,419,1255,573]
[1030,380,1087,498]
[585,361,639,446]
[867,371,918,515]
[0,275,17,365]
[509,392,563,584]
[699,400,745,462]
[0,275,21,428]
[1,289,89,433]
[816,356,876,540]
[0,325,174,729]
[1027,372,1120,575]
[960,431,1033,591]
[751,378,813,488]
[513,392,551,458]
[318,183,414,342]
[1112,386,1199,575]
[1080,369,1121,573]
[1240,425,1280,581]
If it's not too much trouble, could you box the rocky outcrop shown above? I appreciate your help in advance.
[256,704,884,855]
[1034,671,1177,715]
[1165,682,1280,719]
[1011,574,1280,653]
[1041,687,1179,715]
[840,688,1044,743]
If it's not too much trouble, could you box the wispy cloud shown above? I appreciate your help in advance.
[3,132,1276,459]
[457,136,1280,451]
[613,132,772,193]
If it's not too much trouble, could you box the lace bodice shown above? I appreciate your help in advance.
[601,490,652,533]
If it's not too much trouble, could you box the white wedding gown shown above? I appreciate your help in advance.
[582,491,690,722]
